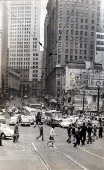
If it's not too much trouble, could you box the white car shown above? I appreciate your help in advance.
[28,116,34,125]
[9,116,18,126]
[60,118,74,128]
[0,123,14,139]
[0,115,6,124]
[21,116,31,126]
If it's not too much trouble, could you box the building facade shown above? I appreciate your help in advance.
[0,30,2,95]
[41,14,48,95]
[8,0,41,96]
[45,0,97,97]
[62,62,103,112]
[8,69,20,97]
[96,0,104,32]
[96,32,104,68]
[95,1,104,68]
[0,2,8,99]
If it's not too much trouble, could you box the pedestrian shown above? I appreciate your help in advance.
[93,125,97,140]
[34,112,41,127]
[13,122,19,143]
[36,122,44,141]
[66,124,72,143]
[73,127,80,148]
[72,124,76,144]
[99,117,102,126]
[99,124,103,138]
[0,129,2,146]
[80,122,87,145]
[87,123,93,144]
[47,125,55,147]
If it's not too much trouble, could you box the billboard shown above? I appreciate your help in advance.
[65,67,85,90]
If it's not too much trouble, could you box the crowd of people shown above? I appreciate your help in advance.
[35,112,104,148]
[66,122,103,148]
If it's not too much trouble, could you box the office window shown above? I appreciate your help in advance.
[85,19,88,23]
[81,19,83,23]
[85,32,88,36]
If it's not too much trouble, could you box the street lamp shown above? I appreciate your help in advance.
[96,81,101,114]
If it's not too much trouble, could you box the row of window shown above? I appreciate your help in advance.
[96,47,104,51]
[69,55,93,61]
[32,74,38,78]
[9,58,30,61]
[97,41,104,45]
[10,54,30,57]
[97,34,104,39]
[70,30,95,36]
[33,62,38,65]
[33,70,38,73]
[9,62,30,65]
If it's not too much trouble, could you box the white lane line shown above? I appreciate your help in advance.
[80,147,104,160]
[32,143,37,152]
[55,147,88,170]
[63,153,88,170]
[32,143,51,170]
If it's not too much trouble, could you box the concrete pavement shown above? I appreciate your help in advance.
[0,126,104,170]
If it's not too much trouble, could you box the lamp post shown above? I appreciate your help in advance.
[96,81,101,114]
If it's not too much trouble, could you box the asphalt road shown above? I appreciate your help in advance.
[0,125,104,170]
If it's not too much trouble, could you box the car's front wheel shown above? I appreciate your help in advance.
[1,133,6,139]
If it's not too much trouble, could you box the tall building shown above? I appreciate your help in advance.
[96,32,104,67]
[95,0,104,68]
[41,14,48,95]
[8,0,41,96]
[0,2,8,98]
[45,0,97,97]
[96,0,104,32]
[0,30,2,95]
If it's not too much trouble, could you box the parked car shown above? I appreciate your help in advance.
[0,123,14,139]
[59,118,74,128]
[21,116,31,126]
[0,115,6,124]
[60,119,71,128]
[28,116,34,125]
[9,116,18,126]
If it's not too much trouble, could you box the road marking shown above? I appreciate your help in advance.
[55,147,88,170]
[32,143,51,170]
[32,143,37,152]
[80,147,104,160]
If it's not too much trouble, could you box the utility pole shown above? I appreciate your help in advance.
[97,85,100,113]
[82,90,85,115]
[96,81,101,114]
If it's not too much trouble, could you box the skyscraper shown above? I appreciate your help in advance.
[95,0,104,68]
[0,30,2,94]
[8,0,41,96]
[1,2,8,98]
[45,0,97,97]
[96,0,104,32]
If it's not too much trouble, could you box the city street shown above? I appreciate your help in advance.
[0,125,104,170]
